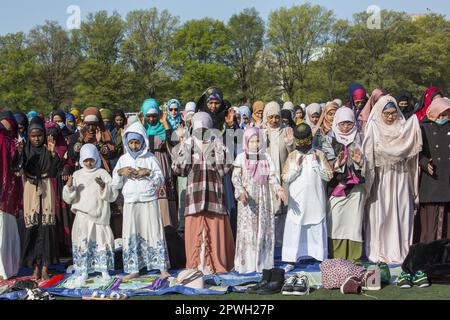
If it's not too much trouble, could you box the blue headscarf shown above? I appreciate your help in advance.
[166,98,182,130]
[27,111,38,120]
[140,98,166,141]
[238,106,251,129]
[125,131,145,159]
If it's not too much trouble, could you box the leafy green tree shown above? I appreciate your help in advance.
[28,21,79,110]
[122,8,179,106]
[228,8,265,103]
[0,32,41,111]
[73,11,132,110]
[169,18,234,103]
[267,3,334,100]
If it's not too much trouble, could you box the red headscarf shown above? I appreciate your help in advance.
[0,119,23,217]
[415,87,444,121]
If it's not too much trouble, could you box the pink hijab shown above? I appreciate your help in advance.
[427,97,450,121]
[243,127,270,184]
[359,88,386,133]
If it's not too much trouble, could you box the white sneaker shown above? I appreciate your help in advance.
[283,264,295,273]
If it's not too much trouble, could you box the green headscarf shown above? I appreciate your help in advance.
[140,98,166,141]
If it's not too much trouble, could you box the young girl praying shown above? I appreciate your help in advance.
[112,122,170,280]
[232,127,286,274]
[63,144,117,286]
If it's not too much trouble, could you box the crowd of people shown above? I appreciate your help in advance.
[0,84,449,290]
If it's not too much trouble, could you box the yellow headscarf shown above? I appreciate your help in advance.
[70,108,82,126]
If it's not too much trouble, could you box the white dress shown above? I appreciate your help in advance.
[281,150,333,263]
[122,201,170,274]
[232,152,281,274]
[63,168,117,274]
[0,211,20,279]
[112,122,170,274]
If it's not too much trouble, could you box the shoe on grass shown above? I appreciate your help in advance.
[293,275,310,296]
[281,275,297,295]
[396,272,413,289]
[413,271,430,288]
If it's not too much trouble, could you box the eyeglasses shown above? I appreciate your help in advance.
[169,108,178,112]
[382,111,398,118]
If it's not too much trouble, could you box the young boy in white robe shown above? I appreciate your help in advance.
[112,121,170,280]
[281,123,333,272]
[63,144,117,286]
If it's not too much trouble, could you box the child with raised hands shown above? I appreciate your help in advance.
[112,121,170,280]
[63,143,118,287]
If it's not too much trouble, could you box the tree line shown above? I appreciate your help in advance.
[0,3,448,113]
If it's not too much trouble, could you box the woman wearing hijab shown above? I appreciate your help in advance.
[280,109,295,128]
[325,107,365,261]
[166,99,183,131]
[304,103,322,136]
[0,112,22,280]
[65,113,78,134]
[232,127,286,274]
[172,112,235,274]
[358,88,387,134]
[347,83,368,131]
[197,88,239,237]
[67,107,116,174]
[313,101,339,151]
[262,102,295,248]
[197,87,237,132]
[252,101,265,128]
[362,95,422,264]
[415,87,445,121]
[70,108,82,129]
[13,111,28,142]
[415,97,450,242]
[397,93,415,120]
[140,98,178,228]
[12,117,62,280]
[238,106,252,129]
[45,121,74,258]
[281,123,333,272]
[51,110,75,140]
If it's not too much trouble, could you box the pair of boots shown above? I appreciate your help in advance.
[247,268,285,295]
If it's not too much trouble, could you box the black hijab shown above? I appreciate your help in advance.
[24,117,53,179]
[197,87,228,130]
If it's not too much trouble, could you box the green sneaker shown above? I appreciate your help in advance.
[413,271,430,288]
[396,272,413,289]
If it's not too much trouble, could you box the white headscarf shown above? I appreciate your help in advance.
[79,143,101,169]
[263,101,281,125]
[185,102,196,113]
[305,103,322,131]
[282,101,295,111]
[363,95,422,169]
[192,112,213,131]
[332,106,358,146]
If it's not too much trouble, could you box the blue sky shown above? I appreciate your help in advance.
[0,0,448,35]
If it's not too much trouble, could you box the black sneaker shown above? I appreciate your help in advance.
[396,272,413,289]
[413,271,430,288]
[293,275,310,296]
[281,276,297,295]
[247,269,271,294]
